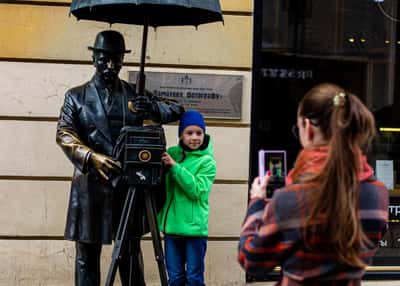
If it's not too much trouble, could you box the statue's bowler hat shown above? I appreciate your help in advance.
[88,30,131,54]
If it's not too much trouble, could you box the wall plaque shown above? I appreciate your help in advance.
[129,71,243,119]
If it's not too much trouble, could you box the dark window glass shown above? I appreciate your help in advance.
[254,0,400,266]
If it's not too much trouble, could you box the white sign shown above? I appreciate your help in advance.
[129,72,243,119]
[376,160,394,190]
[389,205,400,216]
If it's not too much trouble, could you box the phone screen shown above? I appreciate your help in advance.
[258,150,287,198]
[266,153,284,176]
[258,150,287,181]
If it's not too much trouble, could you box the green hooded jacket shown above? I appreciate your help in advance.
[157,135,216,237]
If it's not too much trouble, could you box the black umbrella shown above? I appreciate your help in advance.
[70,0,224,95]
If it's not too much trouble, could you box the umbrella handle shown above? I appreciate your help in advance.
[136,72,146,96]
[136,17,149,96]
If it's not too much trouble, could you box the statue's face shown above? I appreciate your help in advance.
[93,51,124,83]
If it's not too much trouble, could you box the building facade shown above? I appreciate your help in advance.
[1,0,399,285]
[0,1,252,285]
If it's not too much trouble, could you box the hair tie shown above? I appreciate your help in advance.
[333,92,346,107]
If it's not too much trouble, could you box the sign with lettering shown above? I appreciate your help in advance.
[389,205,400,219]
[380,198,400,248]
[260,67,313,80]
[129,72,243,119]
[389,204,400,224]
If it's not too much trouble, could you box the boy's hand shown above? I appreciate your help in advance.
[161,152,176,167]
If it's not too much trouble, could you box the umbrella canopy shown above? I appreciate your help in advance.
[70,0,223,95]
[70,0,223,27]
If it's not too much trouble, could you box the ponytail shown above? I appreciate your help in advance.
[299,83,376,267]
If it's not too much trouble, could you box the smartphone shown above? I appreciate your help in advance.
[258,150,287,197]
[258,150,287,181]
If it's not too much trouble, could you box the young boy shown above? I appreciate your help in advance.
[158,110,217,286]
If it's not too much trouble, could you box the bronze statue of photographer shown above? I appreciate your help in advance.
[56,30,184,286]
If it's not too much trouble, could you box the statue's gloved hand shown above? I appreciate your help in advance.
[128,95,158,114]
[88,151,122,181]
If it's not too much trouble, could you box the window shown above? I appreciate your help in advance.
[251,0,400,278]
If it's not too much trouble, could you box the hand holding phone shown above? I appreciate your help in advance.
[250,174,270,200]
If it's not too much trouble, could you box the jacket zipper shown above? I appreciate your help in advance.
[163,150,185,233]
[163,192,174,233]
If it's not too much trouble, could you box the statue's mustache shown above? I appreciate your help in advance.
[102,69,118,78]
[104,69,117,74]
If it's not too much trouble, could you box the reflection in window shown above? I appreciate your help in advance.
[259,0,400,261]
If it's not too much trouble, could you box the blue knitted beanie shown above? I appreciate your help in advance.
[178,110,206,137]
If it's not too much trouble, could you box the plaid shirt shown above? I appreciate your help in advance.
[238,147,389,286]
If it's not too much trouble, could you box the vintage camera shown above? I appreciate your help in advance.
[113,125,166,186]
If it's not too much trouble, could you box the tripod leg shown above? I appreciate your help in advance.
[126,238,146,286]
[144,188,168,286]
[105,187,137,286]
[129,243,134,285]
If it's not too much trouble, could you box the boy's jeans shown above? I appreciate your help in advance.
[164,235,207,286]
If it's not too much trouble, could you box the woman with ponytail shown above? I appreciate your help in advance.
[238,83,389,285]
